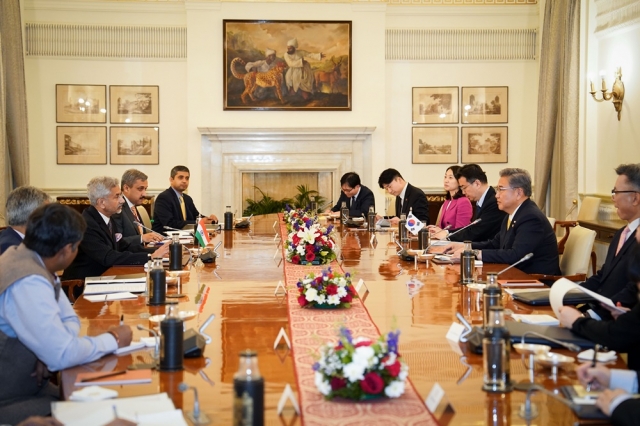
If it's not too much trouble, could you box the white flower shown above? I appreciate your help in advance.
[338,277,347,287]
[353,346,376,368]
[384,380,406,398]
[296,245,305,255]
[303,278,313,285]
[343,361,366,383]
[337,286,347,298]
[314,372,332,396]
[327,295,341,305]
[317,294,327,304]
[298,227,319,244]
[323,276,329,281]
[382,352,397,366]
[398,363,409,381]
[305,288,318,302]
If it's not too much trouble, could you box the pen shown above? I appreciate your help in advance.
[80,369,127,383]
[586,344,601,391]
[113,405,119,419]
[120,314,124,326]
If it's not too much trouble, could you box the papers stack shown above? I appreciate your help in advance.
[84,273,147,295]
[577,349,618,362]
[511,314,560,326]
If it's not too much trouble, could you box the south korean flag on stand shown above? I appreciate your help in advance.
[405,212,425,235]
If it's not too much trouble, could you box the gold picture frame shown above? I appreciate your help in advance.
[109,126,159,165]
[412,87,459,124]
[461,86,508,124]
[461,126,508,163]
[56,126,107,164]
[110,85,159,124]
[56,85,107,123]
[412,127,458,164]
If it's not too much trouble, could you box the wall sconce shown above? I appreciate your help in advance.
[589,67,625,121]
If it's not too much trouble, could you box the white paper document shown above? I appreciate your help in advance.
[549,278,626,317]
[84,283,146,295]
[84,292,138,302]
[85,273,146,284]
[511,314,560,326]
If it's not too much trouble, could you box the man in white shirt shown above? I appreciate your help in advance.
[283,38,325,99]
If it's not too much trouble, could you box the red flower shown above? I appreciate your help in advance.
[354,340,372,348]
[326,284,338,295]
[291,255,300,264]
[306,244,315,253]
[298,295,308,307]
[347,285,356,295]
[385,361,401,377]
[340,293,353,303]
[298,286,305,294]
[330,377,347,390]
[315,276,323,284]
[305,252,315,262]
[315,234,323,242]
[292,235,301,245]
[360,372,384,395]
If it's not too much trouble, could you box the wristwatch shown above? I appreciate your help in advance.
[472,249,480,258]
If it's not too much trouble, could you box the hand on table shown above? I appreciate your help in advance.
[576,361,611,390]
[388,217,400,226]
[596,388,628,416]
[427,225,448,240]
[558,306,583,328]
[142,233,164,243]
[108,325,133,348]
[151,243,170,259]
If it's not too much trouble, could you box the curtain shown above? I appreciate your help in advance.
[533,0,581,221]
[0,0,30,225]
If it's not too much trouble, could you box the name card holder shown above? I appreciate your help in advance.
[273,326,291,350]
[369,233,377,247]
[277,384,300,416]
[273,220,278,231]
[274,280,286,296]
[355,278,369,303]
[425,382,455,425]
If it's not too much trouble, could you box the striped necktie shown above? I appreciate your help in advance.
[131,206,144,235]
[179,196,186,220]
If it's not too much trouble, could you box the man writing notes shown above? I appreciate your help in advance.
[152,165,218,234]
[327,172,375,217]
[0,204,133,423]
[445,168,560,275]
[428,164,506,242]
[62,176,168,281]
[113,169,163,252]
[377,168,429,225]
[0,186,50,255]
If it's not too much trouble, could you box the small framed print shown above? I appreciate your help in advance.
[412,87,459,124]
[56,126,107,164]
[461,126,508,163]
[110,126,159,165]
[56,85,107,123]
[461,86,508,124]
[412,127,458,164]
[109,85,159,124]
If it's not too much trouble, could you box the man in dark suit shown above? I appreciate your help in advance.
[377,168,428,225]
[0,186,50,255]
[152,165,218,234]
[328,172,375,217]
[429,164,507,242]
[446,168,560,275]
[62,177,168,281]
[113,169,163,252]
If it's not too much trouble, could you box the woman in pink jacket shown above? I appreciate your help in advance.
[436,165,473,231]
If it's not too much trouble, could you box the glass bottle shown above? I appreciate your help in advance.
[224,206,233,231]
[169,232,182,271]
[341,201,349,224]
[418,226,430,250]
[148,258,166,305]
[310,196,318,214]
[233,350,264,426]
[482,273,502,327]
[160,303,183,371]
[482,306,511,393]
[367,205,376,232]
[399,214,408,243]
[460,241,474,285]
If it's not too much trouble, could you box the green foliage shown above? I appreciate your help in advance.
[292,184,326,212]
[243,187,292,216]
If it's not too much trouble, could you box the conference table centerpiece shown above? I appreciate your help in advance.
[313,327,409,401]
[285,221,336,265]
[283,206,315,233]
[297,268,358,308]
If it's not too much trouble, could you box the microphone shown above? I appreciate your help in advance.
[496,253,534,275]
[198,314,216,344]
[514,382,579,420]
[521,330,581,352]
[178,382,210,424]
[136,324,160,359]
[422,225,452,254]
[445,218,482,241]
[133,221,166,239]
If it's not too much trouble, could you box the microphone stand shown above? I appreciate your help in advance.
[136,324,160,360]
[521,331,581,352]
[514,382,581,422]
[133,221,166,239]
[179,383,210,425]
[496,253,534,275]
[445,218,482,241]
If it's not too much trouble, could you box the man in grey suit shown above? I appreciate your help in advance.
[113,169,163,252]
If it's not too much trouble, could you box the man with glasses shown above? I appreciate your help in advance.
[445,168,560,275]
[429,164,506,242]
[327,172,375,217]
[62,176,169,282]
[377,168,429,225]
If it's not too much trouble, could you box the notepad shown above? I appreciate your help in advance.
[74,369,152,386]
[511,314,560,326]
[84,283,146,295]
[85,273,146,284]
[84,292,138,302]
[498,279,544,288]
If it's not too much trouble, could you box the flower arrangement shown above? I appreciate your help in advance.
[313,327,408,401]
[297,268,357,308]
[286,222,336,265]
[283,205,315,233]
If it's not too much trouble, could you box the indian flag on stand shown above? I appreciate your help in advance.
[195,218,210,247]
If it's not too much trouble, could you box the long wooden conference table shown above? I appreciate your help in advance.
[61,214,620,425]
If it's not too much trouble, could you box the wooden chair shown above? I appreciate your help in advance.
[136,205,153,230]
[531,225,597,282]
[61,279,84,304]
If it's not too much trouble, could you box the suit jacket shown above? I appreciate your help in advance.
[113,202,155,254]
[473,198,560,275]
[449,186,507,243]
[152,187,201,234]
[581,227,638,308]
[395,183,429,224]
[61,206,150,280]
[0,228,23,255]
[612,397,640,426]
[331,185,375,217]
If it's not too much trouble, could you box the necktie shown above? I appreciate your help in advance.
[131,206,144,235]
[179,196,186,220]
[351,195,356,208]
[615,226,630,256]
[107,220,115,245]
[506,217,512,230]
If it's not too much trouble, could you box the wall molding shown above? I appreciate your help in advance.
[24,23,187,59]
[386,28,537,60]
[595,0,640,35]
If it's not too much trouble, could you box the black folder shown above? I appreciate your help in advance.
[506,321,595,349]
[511,289,595,306]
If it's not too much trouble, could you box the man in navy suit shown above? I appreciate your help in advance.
[113,169,163,252]
[0,186,49,255]
[62,177,168,281]
[377,168,429,225]
[328,172,375,217]
[446,168,560,275]
[152,165,218,234]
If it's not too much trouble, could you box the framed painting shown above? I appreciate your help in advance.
[223,20,352,111]
[56,85,106,123]
[110,126,159,165]
[461,126,508,163]
[110,85,159,124]
[412,127,458,164]
[412,87,458,124]
[461,86,508,124]
[56,126,107,164]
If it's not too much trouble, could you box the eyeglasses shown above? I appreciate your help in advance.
[495,186,517,193]
[611,189,639,198]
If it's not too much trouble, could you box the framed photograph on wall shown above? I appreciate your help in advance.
[56,85,107,123]
[412,127,458,164]
[110,85,159,124]
[412,87,459,124]
[461,86,508,124]
[461,126,508,163]
[223,20,352,111]
[110,126,159,165]
[56,126,107,164]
